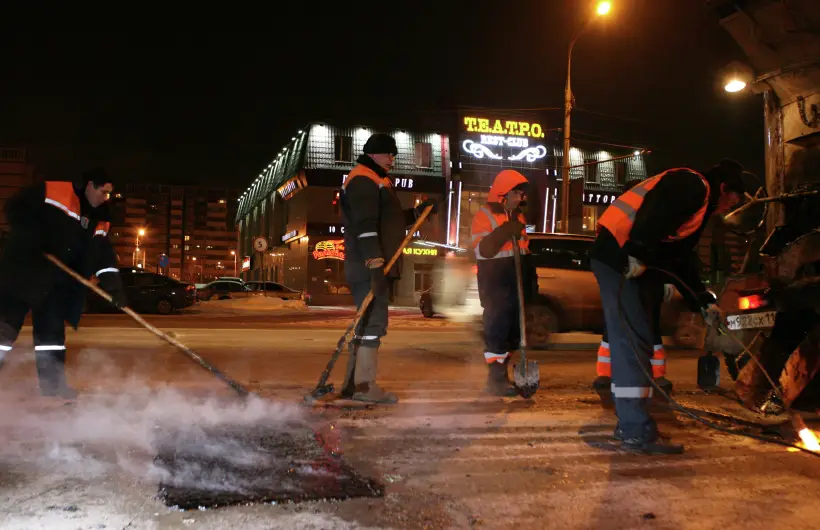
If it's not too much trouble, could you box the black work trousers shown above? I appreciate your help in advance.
[0,291,69,394]
[350,279,392,347]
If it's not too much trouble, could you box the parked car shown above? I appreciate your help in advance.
[244,281,302,300]
[197,279,253,301]
[425,233,690,346]
[85,268,196,315]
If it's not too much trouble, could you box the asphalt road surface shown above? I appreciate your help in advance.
[0,315,818,529]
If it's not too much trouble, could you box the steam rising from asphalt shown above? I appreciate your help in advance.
[0,380,308,493]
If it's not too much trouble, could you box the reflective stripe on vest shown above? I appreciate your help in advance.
[94,221,110,237]
[597,169,710,247]
[44,181,81,221]
[473,206,530,260]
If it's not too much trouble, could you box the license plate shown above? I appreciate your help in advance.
[726,311,776,331]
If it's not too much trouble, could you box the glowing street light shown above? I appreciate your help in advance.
[134,228,146,268]
[596,1,612,16]
[230,250,237,276]
[724,79,747,93]
[721,61,755,94]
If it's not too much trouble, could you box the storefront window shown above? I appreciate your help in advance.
[311,239,350,295]
[582,205,600,233]
[414,263,433,292]
[459,191,488,245]
[322,259,350,295]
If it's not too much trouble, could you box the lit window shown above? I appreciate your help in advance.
[219,199,226,204]
[414,142,432,168]
[334,135,353,162]
[184,235,190,241]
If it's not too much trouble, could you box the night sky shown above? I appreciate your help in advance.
[0,1,762,188]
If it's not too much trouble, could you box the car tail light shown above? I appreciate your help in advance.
[472,265,478,275]
[738,294,767,311]
[186,285,195,291]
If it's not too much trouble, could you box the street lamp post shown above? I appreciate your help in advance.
[230,250,237,277]
[560,1,611,233]
[135,228,146,268]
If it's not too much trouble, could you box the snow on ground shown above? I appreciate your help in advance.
[199,296,308,312]
[0,383,320,529]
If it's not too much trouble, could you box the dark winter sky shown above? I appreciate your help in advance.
[0,1,762,188]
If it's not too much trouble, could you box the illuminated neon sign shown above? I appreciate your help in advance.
[312,240,345,260]
[342,174,415,189]
[403,247,438,256]
[462,141,548,162]
[281,229,299,242]
[463,117,545,138]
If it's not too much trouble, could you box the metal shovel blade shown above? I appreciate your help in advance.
[513,360,540,398]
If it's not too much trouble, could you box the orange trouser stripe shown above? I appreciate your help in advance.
[597,343,666,378]
[596,342,611,377]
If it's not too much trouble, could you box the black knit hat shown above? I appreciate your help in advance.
[705,159,746,195]
[363,133,398,156]
[80,168,114,188]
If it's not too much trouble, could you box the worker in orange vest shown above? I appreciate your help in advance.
[592,180,675,397]
[339,133,437,404]
[590,160,746,454]
[0,169,126,399]
[470,169,536,396]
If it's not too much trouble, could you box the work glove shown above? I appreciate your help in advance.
[703,303,726,329]
[663,284,676,302]
[415,198,439,217]
[368,263,389,298]
[97,270,128,309]
[500,219,526,240]
[624,255,646,279]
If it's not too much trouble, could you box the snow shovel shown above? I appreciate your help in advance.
[45,254,252,398]
[511,237,540,398]
[304,204,435,403]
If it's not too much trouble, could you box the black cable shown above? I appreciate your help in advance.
[615,270,820,457]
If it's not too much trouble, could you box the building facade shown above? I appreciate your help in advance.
[0,147,37,247]
[447,112,649,245]
[236,123,450,306]
[108,184,240,282]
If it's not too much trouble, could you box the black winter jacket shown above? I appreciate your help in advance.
[341,155,418,283]
[589,169,716,310]
[0,181,118,327]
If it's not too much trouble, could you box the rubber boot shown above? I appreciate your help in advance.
[340,342,358,399]
[593,375,612,392]
[36,350,78,399]
[486,359,518,397]
[617,415,684,455]
[351,345,398,404]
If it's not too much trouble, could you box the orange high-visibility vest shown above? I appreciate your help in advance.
[597,169,710,247]
[342,165,392,191]
[44,181,109,237]
[470,207,529,260]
